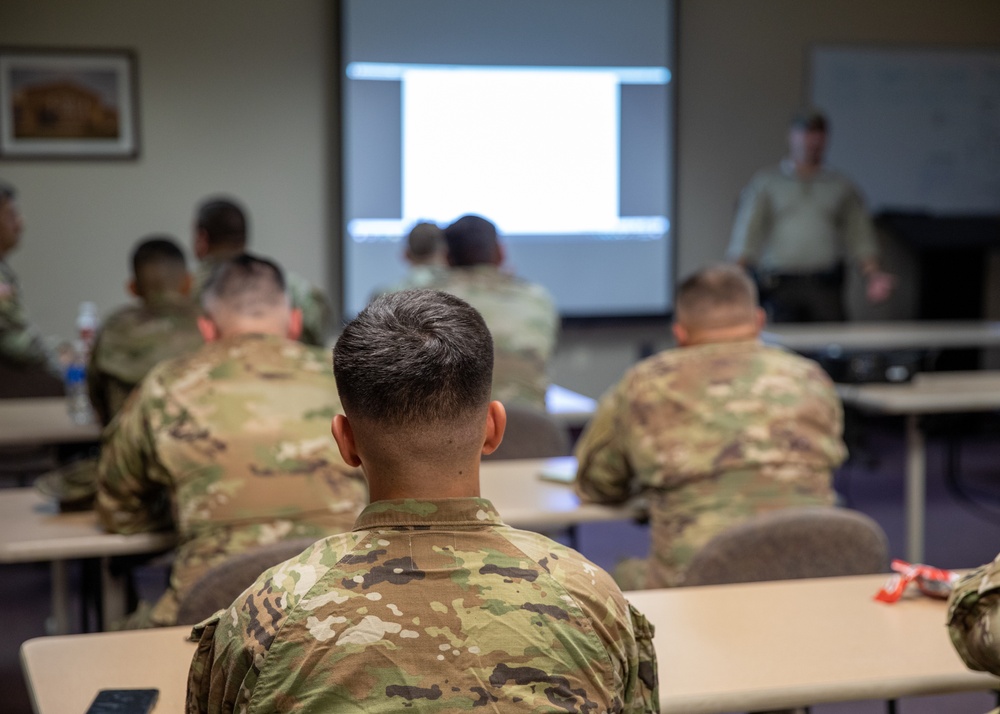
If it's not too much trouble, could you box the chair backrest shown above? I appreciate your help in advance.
[482,405,570,460]
[682,507,889,587]
[175,537,318,624]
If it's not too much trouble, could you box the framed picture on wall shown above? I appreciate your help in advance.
[0,47,139,159]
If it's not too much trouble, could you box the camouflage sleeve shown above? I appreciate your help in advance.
[947,553,1000,676]
[726,173,771,265]
[575,379,635,504]
[96,379,173,534]
[626,603,659,713]
[841,182,878,265]
[0,274,58,371]
[186,536,355,712]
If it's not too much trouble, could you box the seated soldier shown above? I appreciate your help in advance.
[87,236,202,425]
[97,254,366,627]
[948,552,1000,700]
[191,196,332,347]
[371,220,449,298]
[186,289,658,713]
[427,214,559,410]
[575,264,846,589]
[0,179,63,395]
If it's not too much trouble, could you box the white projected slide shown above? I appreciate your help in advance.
[347,63,669,240]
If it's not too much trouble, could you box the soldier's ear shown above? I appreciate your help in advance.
[286,308,303,341]
[331,414,362,467]
[480,401,507,456]
[127,279,139,298]
[754,307,766,331]
[672,322,689,346]
[198,316,219,343]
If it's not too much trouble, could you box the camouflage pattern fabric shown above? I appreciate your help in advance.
[575,340,846,589]
[187,498,659,713]
[87,293,203,425]
[194,258,332,347]
[371,264,448,301]
[97,333,366,626]
[0,259,59,372]
[947,552,1000,678]
[426,266,559,410]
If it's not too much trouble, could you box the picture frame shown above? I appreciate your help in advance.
[0,47,139,159]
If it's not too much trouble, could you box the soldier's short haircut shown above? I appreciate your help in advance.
[0,179,16,205]
[406,222,445,261]
[334,289,494,425]
[443,214,499,267]
[201,253,287,315]
[196,196,248,250]
[131,235,188,294]
[675,264,759,329]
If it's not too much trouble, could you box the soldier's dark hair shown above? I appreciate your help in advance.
[406,222,445,262]
[0,180,16,205]
[201,253,287,316]
[676,264,759,329]
[443,214,499,267]
[334,289,494,425]
[195,196,248,250]
[131,235,188,295]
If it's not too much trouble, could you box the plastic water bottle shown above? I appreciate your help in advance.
[65,339,94,424]
[65,302,99,425]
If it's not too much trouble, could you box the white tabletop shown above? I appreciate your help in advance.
[0,397,101,447]
[837,370,1000,415]
[763,320,1000,352]
[21,626,194,714]
[0,488,175,564]
[20,575,998,714]
[629,574,999,713]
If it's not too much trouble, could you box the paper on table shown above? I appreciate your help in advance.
[538,456,578,484]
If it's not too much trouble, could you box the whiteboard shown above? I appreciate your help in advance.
[811,46,1000,215]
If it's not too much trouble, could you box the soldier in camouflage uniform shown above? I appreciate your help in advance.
[191,196,332,347]
[575,264,846,590]
[948,552,1000,698]
[187,289,658,713]
[97,254,366,627]
[87,236,203,425]
[0,180,62,386]
[423,214,558,410]
[371,221,449,298]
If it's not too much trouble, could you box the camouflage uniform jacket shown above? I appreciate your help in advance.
[575,339,846,589]
[948,552,1000,679]
[427,265,559,409]
[97,333,366,626]
[0,259,58,372]
[187,498,659,713]
[87,293,203,425]
[194,258,332,347]
[371,264,449,300]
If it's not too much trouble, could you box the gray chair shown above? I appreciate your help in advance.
[683,506,889,587]
[482,405,570,460]
[175,537,318,625]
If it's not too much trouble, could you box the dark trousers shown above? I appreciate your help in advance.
[757,266,846,323]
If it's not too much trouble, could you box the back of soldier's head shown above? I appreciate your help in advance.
[201,253,288,320]
[443,214,500,267]
[406,222,446,264]
[196,197,248,251]
[675,264,759,331]
[334,289,494,430]
[131,236,189,298]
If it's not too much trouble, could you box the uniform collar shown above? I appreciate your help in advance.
[353,498,504,530]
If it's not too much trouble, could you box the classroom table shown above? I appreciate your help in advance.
[837,371,1000,563]
[0,397,101,447]
[2,457,636,634]
[20,574,999,714]
[762,320,1000,353]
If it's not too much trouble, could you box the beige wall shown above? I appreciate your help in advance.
[0,0,333,339]
[3,1,1000,395]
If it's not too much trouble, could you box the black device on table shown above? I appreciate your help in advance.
[85,689,159,714]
